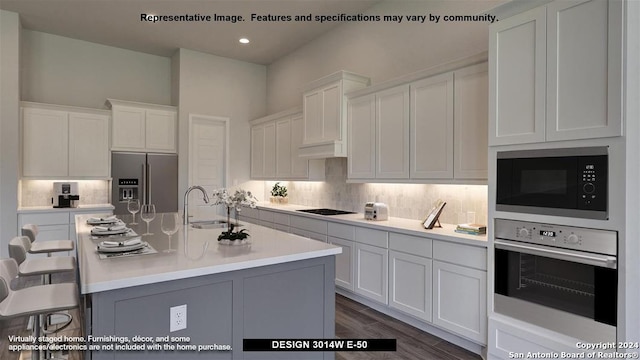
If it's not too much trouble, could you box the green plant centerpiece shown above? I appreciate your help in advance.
[211,188,258,243]
[270,182,288,204]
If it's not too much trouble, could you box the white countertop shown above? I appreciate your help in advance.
[18,204,115,214]
[254,202,488,247]
[76,213,341,294]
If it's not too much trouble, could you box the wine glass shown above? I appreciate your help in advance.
[140,204,156,236]
[161,213,180,253]
[127,199,140,225]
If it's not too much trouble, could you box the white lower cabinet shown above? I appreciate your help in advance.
[389,250,432,322]
[432,260,487,343]
[328,236,355,291]
[354,242,388,305]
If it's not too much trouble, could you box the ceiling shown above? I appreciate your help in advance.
[0,0,381,65]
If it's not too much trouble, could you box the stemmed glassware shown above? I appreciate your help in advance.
[127,199,140,225]
[140,204,156,236]
[161,213,180,253]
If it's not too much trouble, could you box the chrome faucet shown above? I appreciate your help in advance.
[183,186,210,224]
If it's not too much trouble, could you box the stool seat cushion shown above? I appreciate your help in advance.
[0,283,78,318]
[18,256,76,277]
[29,240,74,254]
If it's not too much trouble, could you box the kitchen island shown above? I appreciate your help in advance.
[76,213,341,360]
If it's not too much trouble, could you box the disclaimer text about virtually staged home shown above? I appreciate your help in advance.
[7,335,397,353]
[139,12,499,24]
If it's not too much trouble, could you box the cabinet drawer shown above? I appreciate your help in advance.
[290,227,327,242]
[240,207,259,220]
[19,212,70,227]
[273,212,290,226]
[259,209,275,223]
[389,232,432,258]
[355,227,388,248]
[290,215,327,235]
[433,241,486,270]
[328,222,355,240]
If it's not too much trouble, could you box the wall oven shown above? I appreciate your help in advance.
[494,219,617,342]
[496,147,608,219]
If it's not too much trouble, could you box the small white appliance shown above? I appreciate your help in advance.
[53,182,79,208]
[364,202,389,221]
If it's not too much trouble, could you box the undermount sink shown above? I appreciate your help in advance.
[189,220,243,230]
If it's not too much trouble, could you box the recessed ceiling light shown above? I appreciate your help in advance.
[239,38,250,44]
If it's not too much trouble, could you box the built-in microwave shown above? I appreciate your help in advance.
[496,147,608,220]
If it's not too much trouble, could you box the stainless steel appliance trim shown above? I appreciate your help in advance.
[494,294,616,343]
[495,204,608,220]
[495,240,617,269]
[147,162,152,205]
[497,146,608,159]
[142,163,147,206]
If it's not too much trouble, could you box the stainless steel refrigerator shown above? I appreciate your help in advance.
[111,152,178,215]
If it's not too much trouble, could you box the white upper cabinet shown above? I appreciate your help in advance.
[107,99,177,153]
[21,102,110,179]
[347,94,376,179]
[250,108,325,181]
[300,71,370,159]
[410,73,454,179]
[454,63,488,179]
[376,85,410,179]
[489,0,622,145]
[68,112,110,177]
[347,60,488,183]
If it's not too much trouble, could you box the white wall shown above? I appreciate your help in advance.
[21,30,172,109]
[174,48,267,210]
[266,0,504,113]
[0,10,21,259]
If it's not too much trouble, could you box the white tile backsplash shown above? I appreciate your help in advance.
[20,180,110,207]
[264,158,488,225]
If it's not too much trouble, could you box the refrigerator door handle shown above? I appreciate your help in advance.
[147,163,152,205]
[142,163,147,205]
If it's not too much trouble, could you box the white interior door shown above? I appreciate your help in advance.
[188,114,229,218]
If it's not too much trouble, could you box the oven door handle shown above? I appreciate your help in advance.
[494,240,617,269]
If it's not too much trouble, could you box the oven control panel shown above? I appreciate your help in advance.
[578,156,607,211]
[495,219,617,256]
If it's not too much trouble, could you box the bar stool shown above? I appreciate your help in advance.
[8,236,75,333]
[21,224,74,256]
[0,258,79,360]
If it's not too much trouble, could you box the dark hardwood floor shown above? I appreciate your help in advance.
[1,274,480,360]
[335,294,481,360]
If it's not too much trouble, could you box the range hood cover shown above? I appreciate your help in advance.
[298,140,346,159]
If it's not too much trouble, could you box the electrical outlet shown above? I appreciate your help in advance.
[170,304,187,332]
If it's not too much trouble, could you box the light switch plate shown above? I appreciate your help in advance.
[170,304,187,332]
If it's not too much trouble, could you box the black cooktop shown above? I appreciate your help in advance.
[296,208,356,216]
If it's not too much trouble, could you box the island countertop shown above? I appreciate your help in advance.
[76,213,342,294]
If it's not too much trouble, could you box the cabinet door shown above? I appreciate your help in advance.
[355,243,388,304]
[22,108,69,177]
[250,125,265,178]
[322,82,342,141]
[410,73,454,179]
[389,250,432,322]
[68,112,110,177]
[376,85,410,179]
[111,106,146,150]
[328,236,355,291]
[263,122,276,178]
[347,94,376,179]
[433,260,487,343]
[290,114,309,178]
[489,7,546,146]
[276,118,292,178]
[303,90,322,144]
[546,0,622,141]
[145,109,177,152]
[454,63,489,180]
